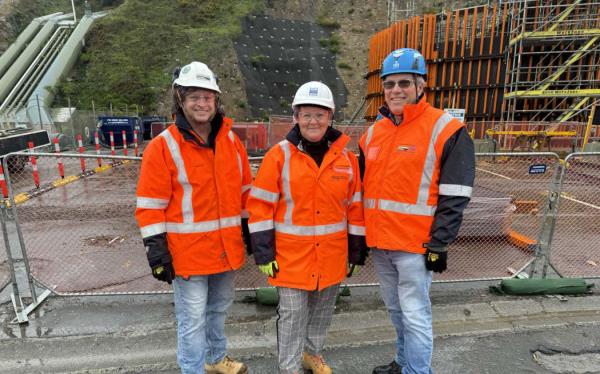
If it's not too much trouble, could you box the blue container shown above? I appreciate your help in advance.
[96,116,141,147]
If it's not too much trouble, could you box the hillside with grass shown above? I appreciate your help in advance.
[1,0,488,121]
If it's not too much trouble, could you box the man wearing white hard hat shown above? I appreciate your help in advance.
[135,61,252,374]
[247,81,368,374]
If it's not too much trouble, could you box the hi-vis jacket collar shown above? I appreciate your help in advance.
[175,110,224,148]
[378,96,429,126]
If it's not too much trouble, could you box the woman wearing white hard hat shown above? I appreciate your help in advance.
[135,61,252,374]
[246,81,368,374]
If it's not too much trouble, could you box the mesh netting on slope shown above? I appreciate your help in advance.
[234,15,348,120]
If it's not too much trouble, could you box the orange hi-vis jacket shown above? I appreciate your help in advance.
[247,126,366,291]
[359,98,473,254]
[135,114,252,276]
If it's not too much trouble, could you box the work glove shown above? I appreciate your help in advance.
[424,244,448,273]
[348,234,369,265]
[347,264,360,277]
[144,233,175,284]
[258,260,279,278]
[242,218,253,255]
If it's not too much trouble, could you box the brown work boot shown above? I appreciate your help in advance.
[302,352,333,374]
[205,355,248,374]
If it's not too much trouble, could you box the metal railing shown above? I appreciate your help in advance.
[1,149,598,323]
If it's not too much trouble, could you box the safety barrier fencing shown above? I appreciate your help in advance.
[1,150,598,323]
[548,152,600,278]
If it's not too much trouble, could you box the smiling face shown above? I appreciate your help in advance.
[180,88,217,126]
[383,73,424,116]
[295,105,332,142]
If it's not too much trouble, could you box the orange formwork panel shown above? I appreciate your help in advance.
[365,3,516,124]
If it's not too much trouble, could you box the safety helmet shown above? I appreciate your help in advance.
[380,48,427,79]
[292,81,335,111]
[173,61,221,93]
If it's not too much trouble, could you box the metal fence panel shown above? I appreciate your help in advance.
[0,229,8,291]
[2,151,566,294]
[5,153,169,295]
[551,152,600,278]
[4,152,272,294]
[433,153,561,281]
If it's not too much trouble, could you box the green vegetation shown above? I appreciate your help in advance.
[337,62,352,70]
[43,0,265,113]
[250,54,268,67]
[316,14,340,29]
[319,33,342,55]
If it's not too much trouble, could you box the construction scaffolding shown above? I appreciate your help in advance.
[502,0,600,128]
[367,0,600,150]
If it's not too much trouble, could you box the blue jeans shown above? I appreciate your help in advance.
[372,249,433,374]
[173,271,235,374]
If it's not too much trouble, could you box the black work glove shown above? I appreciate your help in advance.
[242,218,253,255]
[424,244,448,273]
[348,234,369,265]
[144,233,175,284]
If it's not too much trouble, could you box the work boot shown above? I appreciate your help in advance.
[205,355,248,374]
[302,352,332,374]
[372,360,403,374]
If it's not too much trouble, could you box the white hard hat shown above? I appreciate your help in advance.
[173,61,221,93]
[292,81,335,111]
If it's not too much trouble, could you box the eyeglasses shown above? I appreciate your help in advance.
[186,94,215,104]
[382,79,414,90]
[299,113,328,122]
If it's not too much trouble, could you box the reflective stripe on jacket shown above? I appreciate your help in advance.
[359,98,473,254]
[135,116,252,276]
[248,128,365,291]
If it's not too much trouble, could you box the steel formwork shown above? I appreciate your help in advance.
[366,3,510,122]
[367,1,600,134]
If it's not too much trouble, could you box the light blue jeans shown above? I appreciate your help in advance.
[372,249,433,374]
[172,271,235,374]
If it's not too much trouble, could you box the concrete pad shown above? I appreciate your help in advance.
[434,302,498,323]
[541,295,600,313]
[491,298,545,317]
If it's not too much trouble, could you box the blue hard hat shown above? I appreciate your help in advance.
[380,48,427,79]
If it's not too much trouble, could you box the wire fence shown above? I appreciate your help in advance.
[550,152,600,278]
[0,150,598,298]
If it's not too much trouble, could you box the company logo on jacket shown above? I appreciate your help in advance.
[396,144,416,153]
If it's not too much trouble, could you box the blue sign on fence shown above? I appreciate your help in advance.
[529,164,547,174]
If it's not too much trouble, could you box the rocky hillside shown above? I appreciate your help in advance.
[1,0,488,121]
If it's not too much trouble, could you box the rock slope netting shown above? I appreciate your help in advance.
[234,15,348,119]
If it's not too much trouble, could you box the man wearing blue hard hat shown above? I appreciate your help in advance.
[359,48,475,374]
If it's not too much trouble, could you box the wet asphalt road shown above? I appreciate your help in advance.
[147,323,600,374]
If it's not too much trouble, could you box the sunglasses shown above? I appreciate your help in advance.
[382,79,414,90]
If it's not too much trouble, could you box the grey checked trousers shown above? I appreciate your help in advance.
[276,284,339,374]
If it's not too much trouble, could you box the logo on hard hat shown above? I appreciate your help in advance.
[181,66,191,74]
[308,87,319,96]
